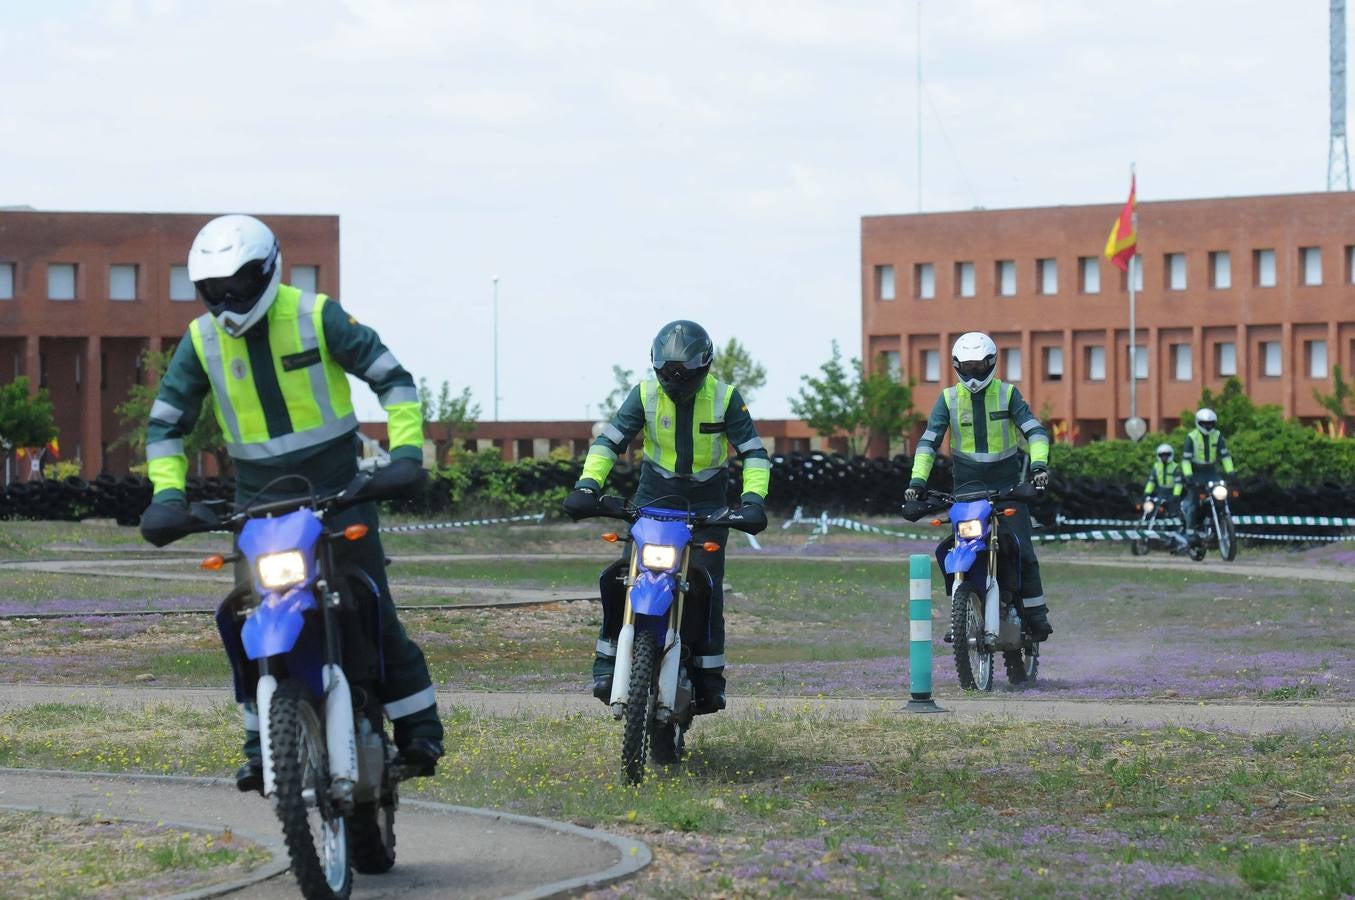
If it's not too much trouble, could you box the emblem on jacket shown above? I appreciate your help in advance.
[231,358,247,380]
[661,415,672,429]
[959,410,973,426]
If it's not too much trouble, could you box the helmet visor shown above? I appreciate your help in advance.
[655,360,708,397]
[1158,451,1173,462]
[1198,419,1215,432]
[954,355,996,384]
[195,252,277,317]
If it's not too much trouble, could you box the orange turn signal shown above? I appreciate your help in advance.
[602,532,620,543]
[930,518,943,527]
[344,524,369,541]
[1003,508,1017,517]
[201,554,226,571]
[702,541,722,552]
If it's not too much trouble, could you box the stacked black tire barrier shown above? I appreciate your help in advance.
[4,453,1355,530]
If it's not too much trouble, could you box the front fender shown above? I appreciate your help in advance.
[241,588,317,659]
[943,539,984,576]
[629,569,676,617]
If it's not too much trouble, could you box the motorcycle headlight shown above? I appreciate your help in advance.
[1211,483,1228,501]
[1143,499,1155,513]
[640,544,678,571]
[256,550,308,590]
[956,519,984,539]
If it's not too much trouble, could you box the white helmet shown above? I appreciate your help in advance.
[951,332,998,393]
[1195,408,1218,432]
[187,214,282,337]
[1155,443,1174,462]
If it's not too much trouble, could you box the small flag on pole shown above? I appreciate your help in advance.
[1104,175,1137,272]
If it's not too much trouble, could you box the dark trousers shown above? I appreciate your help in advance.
[952,459,1046,610]
[235,501,442,757]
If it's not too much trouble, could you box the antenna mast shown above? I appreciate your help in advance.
[1330,0,1351,190]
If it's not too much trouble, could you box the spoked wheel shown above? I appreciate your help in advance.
[951,586,991,691]
[622,629,659,785]
[271,681,352,900]
[650,719,685,765]
[1217,512,1237,562]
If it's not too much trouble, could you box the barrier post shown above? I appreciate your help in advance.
[905,553,945,713]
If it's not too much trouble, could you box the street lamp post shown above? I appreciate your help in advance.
[492,275,500,421]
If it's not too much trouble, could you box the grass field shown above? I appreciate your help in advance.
[0,702,1350,898]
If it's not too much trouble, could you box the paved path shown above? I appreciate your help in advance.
[0,768,648,900]
[2,683,1350,734]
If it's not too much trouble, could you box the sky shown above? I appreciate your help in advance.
[0,0,1338,420]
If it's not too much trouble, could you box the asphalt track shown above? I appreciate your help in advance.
[0,767,649,899]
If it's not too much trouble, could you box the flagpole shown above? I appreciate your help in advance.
[1127,164,1139,436]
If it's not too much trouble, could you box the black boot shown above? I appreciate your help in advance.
[235,758,263,795]
[592,674,614,703]
[691,668,726,716]
[393,737,442,779]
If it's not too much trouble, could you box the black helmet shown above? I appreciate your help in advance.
[651,320,714,402]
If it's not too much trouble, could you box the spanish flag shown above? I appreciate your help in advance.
[1103,175,1137,272]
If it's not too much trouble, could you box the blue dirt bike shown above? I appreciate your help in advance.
[578,496,760,784]
[904,482,1041,692]
[140,461,425,900]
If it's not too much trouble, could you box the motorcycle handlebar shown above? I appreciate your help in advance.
[584,496,763,534]
[900,482,1040,523]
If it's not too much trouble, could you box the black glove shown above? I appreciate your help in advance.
[563,486,603,521]
[1031,467,1050,490]
[729,501,768,535]
[138,500,197,548]
[904,479,927,502]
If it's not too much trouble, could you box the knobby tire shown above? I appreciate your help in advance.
[622,630,658,785]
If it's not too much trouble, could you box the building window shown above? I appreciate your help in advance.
[1210,251,1231,289]
[48,263,76,300]
[1262,340,1282,377]
[914,263,935,299]
[1347,246,1355,284]
[1085,345,1106,381]
[1172,344,1193,381]
[923,349,940,382]
[881,350,901,380]
[1044,346,1064,381]
[876,265,895,301]
[0,262,12,300]
[1037,258,1058,295]
[1121,258,1144,291]
[996,260,1016,296]
[1216,342,1237,377]
[1128,344,1148,380]
[1254,249,1276,287]
[1166,253,1186,291]
[109,264,138,301]
[1308,339,1329,379]
[955,261,975,298]
[291,265,319,294]
[1003,347,1022,382]
[1300,247,1322,286]
[170,265,195,301]
[1079,257,1100,294]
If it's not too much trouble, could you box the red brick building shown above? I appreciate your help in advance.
[0,209,340,477]
[862,192,1355,444]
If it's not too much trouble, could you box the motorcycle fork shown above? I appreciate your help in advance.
[983,517,1000,639]
[315,537,357,808]
[655,547,689,718]
[609,551,643,708]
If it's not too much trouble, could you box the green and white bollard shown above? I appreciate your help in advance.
[905,553,945,713]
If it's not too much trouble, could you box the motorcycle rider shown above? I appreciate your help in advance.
[563,320,771,714]
[1180,407,1235,546]
[1143,442,1187,547]
[905,332,1053,640]
[138,214,444,793]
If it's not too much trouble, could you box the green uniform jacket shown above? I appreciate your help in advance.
[909,379,1050,489]
[147,290,423,503]
[576,374,771,508]
[1181,428,1235,481]
[1144,459,1184,497]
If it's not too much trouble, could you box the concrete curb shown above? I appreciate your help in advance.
[0,767,651,900]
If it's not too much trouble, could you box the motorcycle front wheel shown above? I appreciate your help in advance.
[271,681,352,900]
[951,585,991,691]
[1216,510,1238,562]
[622,629,659,785]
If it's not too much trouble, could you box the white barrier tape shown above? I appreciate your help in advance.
[1058,516,1183,527]
[1059,514,1355,528]
[383,513,547,534]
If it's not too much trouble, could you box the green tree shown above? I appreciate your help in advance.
[113,350,230,474]
[1313,364,1353,437]
[418,378,481,464]
[710,338,768,404]
[599,365,634,419]
[0,377,58,453]
[790,343,918,456]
